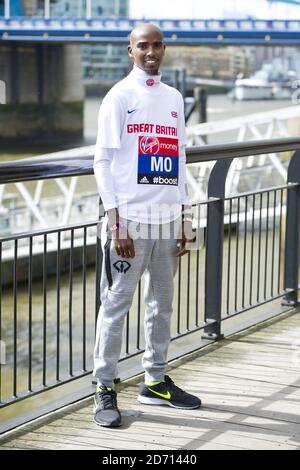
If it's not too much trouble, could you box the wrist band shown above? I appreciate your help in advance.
[109,223,121,233]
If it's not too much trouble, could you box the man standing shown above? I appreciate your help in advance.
[93,23,201,428]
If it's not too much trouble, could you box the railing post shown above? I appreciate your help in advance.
[283,149,300,307]
[174,69,180,92]
[202,158,233,340]
[179,68,186,100]
[194,87,207,124]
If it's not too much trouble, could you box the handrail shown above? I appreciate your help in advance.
[187,137,300,162]
[1,137,300,184]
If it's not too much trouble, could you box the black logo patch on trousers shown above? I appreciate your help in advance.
[113,260,131,273]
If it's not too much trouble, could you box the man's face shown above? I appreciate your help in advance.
[128,27,166,75]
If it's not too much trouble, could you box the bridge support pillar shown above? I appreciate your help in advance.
[0,43,84,147]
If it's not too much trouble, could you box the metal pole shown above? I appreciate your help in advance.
[36,44,44,105]
[45,0,50,19]
[10,46,18,105]
[174,69,179,91]
[194,87,207,124]
[179,68,186,99]
[86,0,92,19]
[283,149,300,307]
[4,0,10,19]
[202,158,233,340]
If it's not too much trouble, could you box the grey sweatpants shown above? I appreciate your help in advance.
[93,218,180,387]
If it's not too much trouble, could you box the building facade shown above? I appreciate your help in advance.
[80,0,130,84]
[163,46,249,81]
[0,0,127,17]
[0,1,130,84]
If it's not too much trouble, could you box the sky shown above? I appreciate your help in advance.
[129,0,300,19]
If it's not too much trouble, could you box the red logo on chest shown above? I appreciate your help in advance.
[139,136,160,154]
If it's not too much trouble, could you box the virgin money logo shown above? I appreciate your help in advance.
[146,79,154,87]
[140,136,160,154]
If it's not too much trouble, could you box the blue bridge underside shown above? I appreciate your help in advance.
[1,18,300,45]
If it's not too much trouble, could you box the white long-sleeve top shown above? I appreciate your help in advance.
[94,65,190,224]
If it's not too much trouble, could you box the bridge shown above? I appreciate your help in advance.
[2,1,300,146]
[2,17,300,45]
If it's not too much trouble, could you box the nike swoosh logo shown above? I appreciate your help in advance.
[127,109,137,114]
[148,388,171,399]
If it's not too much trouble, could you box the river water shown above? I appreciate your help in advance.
[1,93,292,161]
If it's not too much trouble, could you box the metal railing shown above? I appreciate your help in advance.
[186,104,300,201]
[1,137,300,433]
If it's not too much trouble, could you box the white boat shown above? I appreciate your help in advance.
[231,61,297,101]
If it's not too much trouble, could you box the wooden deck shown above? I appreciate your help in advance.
[1,311,300,450]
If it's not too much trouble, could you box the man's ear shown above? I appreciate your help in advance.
[128,45,133,59]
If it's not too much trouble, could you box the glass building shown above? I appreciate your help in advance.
[51,0,128,17]
[49,0,130,83]
[0,0,23,16]
[0,0,127,17]
[80,0,130,84]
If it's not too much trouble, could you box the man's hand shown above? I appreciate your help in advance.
[107,208,135,258]
[112,225,135,259]
[176,220,195,258]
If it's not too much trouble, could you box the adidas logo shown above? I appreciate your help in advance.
[140,176,149,183]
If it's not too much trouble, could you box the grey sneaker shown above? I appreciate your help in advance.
[93,386,122,427]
